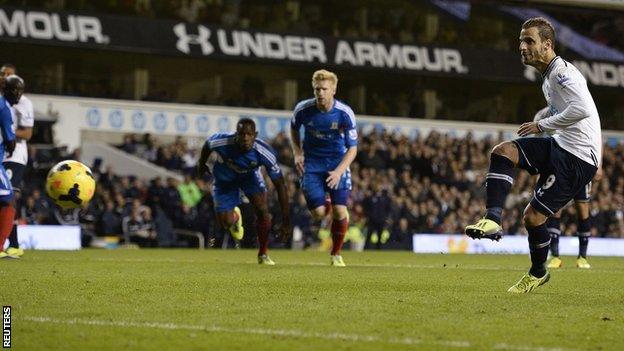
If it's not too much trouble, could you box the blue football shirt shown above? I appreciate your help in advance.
[0,97,15,164]
[291,98,358,172]
[206,133,282,183]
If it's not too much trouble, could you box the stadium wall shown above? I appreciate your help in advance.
[30,94,624,152]
[80,142,183,181]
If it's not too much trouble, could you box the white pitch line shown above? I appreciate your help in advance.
[20,316,574,351]
[21,316,465,348]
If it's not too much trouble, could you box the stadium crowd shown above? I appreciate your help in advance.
[19,0,623,54]
[9,1,624,130]
[16,1,462,44]
[16,130,624,249]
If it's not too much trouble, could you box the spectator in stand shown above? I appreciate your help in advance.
[362,183,393,249]
[19,127,624,250]
[98,199,122,236]
[178,174,202,208]
[119,134,138,154]
[122,204,157,247]
[161,177,182,224]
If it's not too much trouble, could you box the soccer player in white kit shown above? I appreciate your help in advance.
[465,17,602,293]
[1,64,34,258]
[533,107,597,270]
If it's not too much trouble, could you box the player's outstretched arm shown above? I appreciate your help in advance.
[272,176,292,242]
[196,141,212,178]
[326,145,357,189]
[290,126,304,176]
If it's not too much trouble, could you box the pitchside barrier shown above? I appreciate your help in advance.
[8,225,206,250]
[9,225,82,250]
[412,234,624,257]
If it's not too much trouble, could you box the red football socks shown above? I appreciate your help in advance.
[257,217,271,255]
[331,217,348,255]
[0,205,16,249]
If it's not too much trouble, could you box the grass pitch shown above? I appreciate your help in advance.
[2,249,623,350]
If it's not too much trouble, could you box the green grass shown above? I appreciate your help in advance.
[2,249,623,350]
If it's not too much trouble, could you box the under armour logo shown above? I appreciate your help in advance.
[173,23,214,55]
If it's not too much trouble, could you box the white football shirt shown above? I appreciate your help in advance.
[537,56,602,167]
[4,94,34,165]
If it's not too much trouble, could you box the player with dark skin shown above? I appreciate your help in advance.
[197,121,291,248]
[0,76,22,256]
[1,76,24,186]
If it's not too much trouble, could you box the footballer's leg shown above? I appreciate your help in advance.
[546,213,562,268]
[4,161,24,257]
[249,193,274,265]
[510,164,571,293]
[216,209,244,241]
[0,167,16,258]
[0,200,15,259]
[508,204,551,293]
[575,200,591,269]
[465,141,520,241]
[510,141,593,293]
[302,172,330,220]
[327,170,351,267]
[524,205,551,278]
[244,172,274,265]
[213,182,244,242]
[329,204,348,267]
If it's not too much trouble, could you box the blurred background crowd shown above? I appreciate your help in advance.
[5,0,624,129]
[17,130,624,249]
[3,0,623,249]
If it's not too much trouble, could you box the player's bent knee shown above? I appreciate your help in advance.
[523,206,547,228]
[332,206,348,220]
[492,141,519,165]
[218,211,237,228]
[492,141,514,157]
[311,206,326,220]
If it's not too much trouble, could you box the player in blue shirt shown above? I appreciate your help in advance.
[290,69,358,267]
[197,118,291,265]
[0,75,20,258]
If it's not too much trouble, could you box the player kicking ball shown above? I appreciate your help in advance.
[290,69,358,267]
[465,17,601,293]
[197,118,291,264]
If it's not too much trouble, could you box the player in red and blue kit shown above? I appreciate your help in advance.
[197,118,291,265]
[290,69,358,267]
[0,75,21,258]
